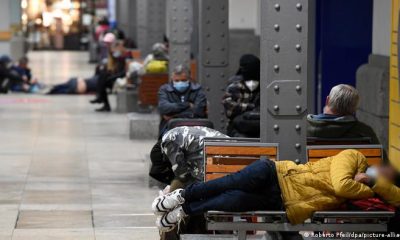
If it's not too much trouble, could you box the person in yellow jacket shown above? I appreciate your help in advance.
[151,149,400,232]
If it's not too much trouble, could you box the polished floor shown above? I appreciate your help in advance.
[0,51,159,239]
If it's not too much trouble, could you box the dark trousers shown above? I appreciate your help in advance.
[182,159,283,215]
[48,78,78,94]
[95,70,125,108]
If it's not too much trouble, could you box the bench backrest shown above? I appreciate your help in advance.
[307,145,383,165]
[131,49,142,59]
[167,118,214,130]
[204,140,279,181]
[307,137,372,146]
[138,74,169,106]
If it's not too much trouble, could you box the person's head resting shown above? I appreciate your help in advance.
[171,64,191,93]
[152,43,168,60]
[374,163,400,187]
[325,84,359,116]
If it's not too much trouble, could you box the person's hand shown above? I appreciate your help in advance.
[22,76,28,82]
[189,103,194,109]
[354,173,372,185]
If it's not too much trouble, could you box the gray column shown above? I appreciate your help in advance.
[260,0,315,162]
[136,0,166,55]
[197,0,229,131]
[116,0,137,42]
[167,0,193,76]
[0,0,12,56]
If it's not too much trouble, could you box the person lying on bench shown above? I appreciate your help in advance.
[151,149,400,232]
[150,126,228,239]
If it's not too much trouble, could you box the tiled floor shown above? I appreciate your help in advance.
[0,51,159,239]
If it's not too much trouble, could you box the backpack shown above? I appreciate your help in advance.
[348,198,395,212]
[145,60,168,74]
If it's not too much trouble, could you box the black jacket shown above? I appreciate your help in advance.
[158,83,207,135]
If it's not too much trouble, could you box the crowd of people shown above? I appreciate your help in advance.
[0,16,397,239]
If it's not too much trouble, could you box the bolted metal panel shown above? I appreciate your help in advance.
[198,0,229,132]
[260,0,315,162]
[167,0,193,75]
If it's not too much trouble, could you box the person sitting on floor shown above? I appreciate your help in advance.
[152,149,400,232]
[158,65,207,137]
[150,126,228,239]
[0,55,24,94]
[222,54,261,138]
[9,56,43,93]
[308,84,380,144]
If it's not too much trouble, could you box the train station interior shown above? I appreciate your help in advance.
[0,0,399,239]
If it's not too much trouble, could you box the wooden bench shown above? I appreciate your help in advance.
[204,140,279,181]
[195,141,392,240]
[307,144,384,165]
[138,74,169,107]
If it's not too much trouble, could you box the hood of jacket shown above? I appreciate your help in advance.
[307,114,358,138]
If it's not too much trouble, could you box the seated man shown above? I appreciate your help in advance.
[308,84,380,144]
[0,55,23,93]
[222,54,260,138]
[158,65,207,137]
[10,56,43,93]
[152,149,400,232]
[150,126,228,239]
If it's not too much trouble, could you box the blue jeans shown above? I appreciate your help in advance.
[182,159,283,215]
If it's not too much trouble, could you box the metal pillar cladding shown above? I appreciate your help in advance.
[147,0,166,51]
[136,0,166,55]
[167,0,193,76]
[260,0,316,162]
[136,0,148,54]
[198,0,229,131]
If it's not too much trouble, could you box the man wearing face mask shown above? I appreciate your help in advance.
[222,54,261,138]
[158,65,207,137]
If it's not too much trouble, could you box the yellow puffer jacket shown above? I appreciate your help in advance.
[275,149,400,224]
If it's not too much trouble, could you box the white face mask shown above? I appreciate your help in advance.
[245,80,259,92]
[366,166,377,178]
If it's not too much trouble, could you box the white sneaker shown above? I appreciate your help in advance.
[152,189,185,215]
[156,206,187,232]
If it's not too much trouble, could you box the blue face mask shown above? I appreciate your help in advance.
[173,81,190,93]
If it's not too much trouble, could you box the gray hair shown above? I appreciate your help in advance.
[172,64,190,76]
[327,84,359,115]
